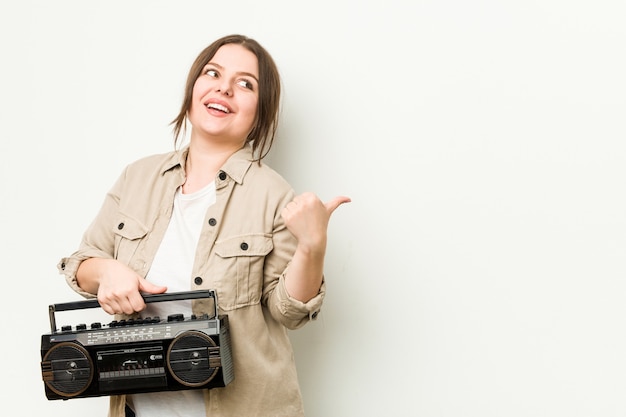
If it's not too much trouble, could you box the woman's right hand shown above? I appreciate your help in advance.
[77,258,167,315]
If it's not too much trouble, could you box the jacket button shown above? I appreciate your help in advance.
[117,222,124,230]
[194,276,203,285]
[218,171,227,181]
[60,262,66,270]
[311,311,319,319]
[208,218,217,226]
[240,242,249,251]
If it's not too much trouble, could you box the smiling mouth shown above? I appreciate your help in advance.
[207,103,230,113]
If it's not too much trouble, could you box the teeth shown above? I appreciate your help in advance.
[207,103,229,113]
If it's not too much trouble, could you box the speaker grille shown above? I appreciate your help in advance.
[167,331,220,387]
[41,342,94,397]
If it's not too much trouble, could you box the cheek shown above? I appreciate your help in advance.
[189,82,206,115]
[191,80,205,104]
[242,97,259,122]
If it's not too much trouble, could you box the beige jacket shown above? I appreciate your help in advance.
[58,145,324,417]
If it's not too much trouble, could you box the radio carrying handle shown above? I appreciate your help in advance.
[47,290,217,333]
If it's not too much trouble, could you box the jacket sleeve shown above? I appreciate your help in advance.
[57,167,127,298]
[262,190,326,330]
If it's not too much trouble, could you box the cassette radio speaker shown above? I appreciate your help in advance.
[40,290,234,400]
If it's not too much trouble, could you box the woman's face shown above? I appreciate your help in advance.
[188,43,259,146]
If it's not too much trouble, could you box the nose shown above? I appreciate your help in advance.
[216,81,232,96]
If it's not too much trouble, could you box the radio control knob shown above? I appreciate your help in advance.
[91,322,102,329]
[61,325,72,332]
[167,313,184,322]
[76,323,87,331]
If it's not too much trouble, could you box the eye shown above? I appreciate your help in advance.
[205,68,218,78]
[236,79,254,90]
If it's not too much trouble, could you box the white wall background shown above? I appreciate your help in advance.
[1,1,624,416]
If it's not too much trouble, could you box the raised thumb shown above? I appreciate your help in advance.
[325,196,352,214]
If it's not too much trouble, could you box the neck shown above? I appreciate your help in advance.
[183,141,243,194]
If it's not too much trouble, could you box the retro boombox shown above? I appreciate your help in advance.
[40,290,234,400]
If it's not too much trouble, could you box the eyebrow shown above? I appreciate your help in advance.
[206,62,259,83]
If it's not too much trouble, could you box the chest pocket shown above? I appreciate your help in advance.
[213,234,273,311]
[113,216,149,266]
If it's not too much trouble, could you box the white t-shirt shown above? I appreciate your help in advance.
[128,182,216,417]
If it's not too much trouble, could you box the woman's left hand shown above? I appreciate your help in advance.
[281,192,351,252]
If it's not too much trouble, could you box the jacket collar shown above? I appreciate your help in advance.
[161,144,254,185]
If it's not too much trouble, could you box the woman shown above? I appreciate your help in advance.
[58,34,350,417]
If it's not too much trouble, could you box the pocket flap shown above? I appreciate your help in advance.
[112,215,149,240]
[215,234,273,258]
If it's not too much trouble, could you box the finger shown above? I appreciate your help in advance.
[108,294,137,315]
[100,302,115,315]
[100,299,119,316]
[131,280,167,312]
[121,301,137,315]
[97,293,115,315]
[128,292,147,313]
[138,278,168,295]
[325,196,351,214]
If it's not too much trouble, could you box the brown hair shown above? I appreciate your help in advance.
[170,34,281,162]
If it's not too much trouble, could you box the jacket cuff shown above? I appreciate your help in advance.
[57,251,111,299]
[276,275,326,322]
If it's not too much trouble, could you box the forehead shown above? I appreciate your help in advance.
[209,43,259,77]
